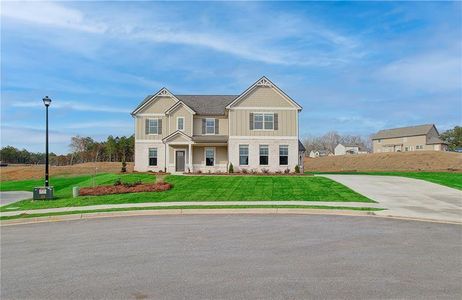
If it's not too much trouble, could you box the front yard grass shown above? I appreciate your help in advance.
[0,173,372,211]
[306,171,462,190]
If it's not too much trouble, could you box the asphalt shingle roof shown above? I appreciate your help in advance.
[372,124,435,140]
[176,95,238,115]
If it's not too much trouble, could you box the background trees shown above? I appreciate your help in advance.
[302,131,371,154]
[0,135,135,165]
[441,126,462,151]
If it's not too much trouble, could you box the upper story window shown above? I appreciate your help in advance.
[146,118,161,135]
[177,117,184,131]
[206,118,215,134]
[251,113,276,130]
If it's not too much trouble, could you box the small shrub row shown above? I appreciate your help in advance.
[80,182,172,196]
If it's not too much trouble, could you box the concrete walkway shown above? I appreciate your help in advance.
[0,192,32,206]
[319,175,462,223]
[0,200,381,217]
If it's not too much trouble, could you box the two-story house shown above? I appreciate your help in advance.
[372,124,448,153]
[131,76,305,173]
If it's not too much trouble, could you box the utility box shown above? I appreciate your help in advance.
[33,187,54,200]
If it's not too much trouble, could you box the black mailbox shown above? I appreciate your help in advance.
[33,187,54,200]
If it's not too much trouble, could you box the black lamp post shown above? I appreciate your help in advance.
[33,96,54,200]
[43,96,52,187]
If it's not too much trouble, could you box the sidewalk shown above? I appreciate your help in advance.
[0,201,381,217]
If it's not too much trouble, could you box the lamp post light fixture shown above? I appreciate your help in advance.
[33,96,54,200]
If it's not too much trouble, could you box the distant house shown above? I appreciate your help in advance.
[371,124,448,153]
[334,143,368,156]
[309,149,332,158]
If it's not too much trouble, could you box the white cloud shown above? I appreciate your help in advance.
[1,1,107,33]
[11,100,130,113]
[377,51,462,92]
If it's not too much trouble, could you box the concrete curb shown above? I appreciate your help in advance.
[0,208,379,226]
[3,208,460,226]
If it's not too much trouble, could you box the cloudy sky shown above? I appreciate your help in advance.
[1,1,461,154]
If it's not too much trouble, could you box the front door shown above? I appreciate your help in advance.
[175,150,185,172]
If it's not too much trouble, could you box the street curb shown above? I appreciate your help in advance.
[3,208,460,226]
[0,208,379,226]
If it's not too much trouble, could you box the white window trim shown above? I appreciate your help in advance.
[239,144,249,166]
[177,117,185,131]
[147,118,160,135]
[253,112,274,131]
[204,147,216,166]
[148,147,158,166]
[205,118,216,135]
[259,145,269,166]
[279,145,289,166]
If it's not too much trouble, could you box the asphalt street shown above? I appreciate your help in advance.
[1,215,461,299]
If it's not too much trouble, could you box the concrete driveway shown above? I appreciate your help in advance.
[319,175,462,223]
[1,215,461,299]
[0,191,32,206]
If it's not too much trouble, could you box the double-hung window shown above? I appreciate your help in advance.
[148,148,157,166]
[416,145,423,150]
[239,145,249,165]
[279,145,288,165]
[177,117,184,131]
[205,148,215,166]
[206,118,215,134]
[259,145,269,165]
[254,113,274,130]
[148,119,159,134]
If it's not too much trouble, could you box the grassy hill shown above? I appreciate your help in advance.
[304,151,462,173]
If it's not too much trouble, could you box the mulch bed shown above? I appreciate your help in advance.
[79,182,172,196]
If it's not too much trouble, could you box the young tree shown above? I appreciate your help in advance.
[441,126,462,150]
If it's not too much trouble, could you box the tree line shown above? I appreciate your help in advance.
[302,131,372,154]
[0,135,135,165]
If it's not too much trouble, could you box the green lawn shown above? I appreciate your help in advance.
[0,173,372,211]
[306,171,462,190]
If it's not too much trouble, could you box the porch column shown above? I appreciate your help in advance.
[188,143,193,172]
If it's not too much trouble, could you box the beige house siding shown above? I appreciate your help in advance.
[135,116,169,140]
[373,135,430,152]
[234,86,293,108]
[229,109,297,136]
[137,96,176,114]
[193,116,229,135]
[168,105,193,136]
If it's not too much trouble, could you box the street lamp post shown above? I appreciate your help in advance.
[33,96,54,200]
[43,96,51,187]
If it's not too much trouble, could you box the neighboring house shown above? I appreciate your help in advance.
[131,76,304,173]
[372,124,448,153]
[308,150,332,158]
[334,143,368,156]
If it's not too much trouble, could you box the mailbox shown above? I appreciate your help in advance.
[33,187,54,200]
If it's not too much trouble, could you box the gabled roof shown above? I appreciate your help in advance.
[162,130,192,143]
[131,88,179,115]
[226,76,302,110]
[165,100,196,115]
[372,124,436,140]
[298,140,306,152]
[427,136,447,145]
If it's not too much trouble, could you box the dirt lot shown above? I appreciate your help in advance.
[304,151,462,172]
[0,162,134,181]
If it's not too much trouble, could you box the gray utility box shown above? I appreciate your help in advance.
[33,187,54,200]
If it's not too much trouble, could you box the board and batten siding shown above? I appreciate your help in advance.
[137,96,176,114]
[236,86,293,107]
[167,105,193,136]
[193,116,229,135]
[135,116,168,140]
[229,109,297,137]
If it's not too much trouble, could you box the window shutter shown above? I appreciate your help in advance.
[202,118,206,134]
[274,113,278,130]
[145,119,150,135]
[249,113,254,130]
[158,119,162,134]
[215,119,219,134]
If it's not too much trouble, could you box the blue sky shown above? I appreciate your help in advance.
[1,1,461,154]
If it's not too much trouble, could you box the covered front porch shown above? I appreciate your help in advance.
[163,131,228,173]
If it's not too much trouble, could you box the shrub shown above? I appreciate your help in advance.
[156,174,166,184]
[241,168,248,174]
[261,168,269,174]
[196,170,202,174]
[121,160,127,173]
[228,163,234,173]
[295,165,300,173]
[284,168,290,174]
[251,169,257,174]
[275,170,282,174]
[114,178,122,186]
